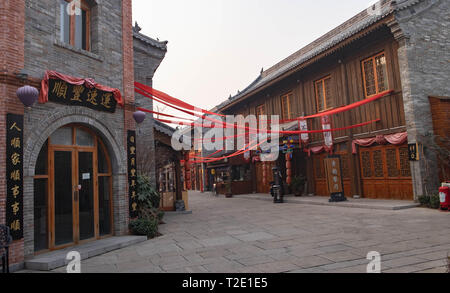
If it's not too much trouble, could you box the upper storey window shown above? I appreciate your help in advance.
[281,93,293,120]
[362,52,389,97]
[60,0,90,51]
[315,76,333,112]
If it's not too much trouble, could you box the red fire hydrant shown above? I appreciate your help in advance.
[439,186,450,210]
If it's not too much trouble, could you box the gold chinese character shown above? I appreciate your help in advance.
[101,93,113,108]
[10,219,20,231]
[130,136,135,143]
[71,85,85,102]
[131,180,136,187]
[11,137,21,148]
[52,81,68,99]
[11,185,20,198]
[131,158,136,167]
[11,153,20,165]
[10,170,21,181]
[86,89,98,105]
[130,168,136,177]
[10,122,22,132]
[131,191,137,199]
[11,202,20,215]
[130,146,136,155]
[132,202,137,212]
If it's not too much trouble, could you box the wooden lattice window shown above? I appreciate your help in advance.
[373,150,384,178]
[386,148,400,177]
[281,93,293,120]
[362,52,389,97]
[399,147,412,177]
[361,151,372,178]
[315,76,333,112]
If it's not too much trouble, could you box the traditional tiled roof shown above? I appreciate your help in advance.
[154,119,176,136]
[216,0,403,111]
[133,23,168,51]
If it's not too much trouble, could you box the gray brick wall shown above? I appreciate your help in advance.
[391,0,450,197]
[133,31,167,186]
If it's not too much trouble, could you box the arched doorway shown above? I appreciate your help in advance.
[34,125,113,252]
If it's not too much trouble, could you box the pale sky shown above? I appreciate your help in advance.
[132,0,379,119]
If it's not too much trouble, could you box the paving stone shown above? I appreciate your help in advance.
[19,191,450,273]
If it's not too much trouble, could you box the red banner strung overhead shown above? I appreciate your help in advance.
[135,82,224,117]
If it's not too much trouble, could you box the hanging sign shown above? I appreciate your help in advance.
[321,115,333,152]
[324,155,346,202]
[48,78,117,113]
[6,113,24,240]
[127,130,139,219]
[298,119,309,145]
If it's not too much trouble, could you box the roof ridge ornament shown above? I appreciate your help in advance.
[133,21,142,33]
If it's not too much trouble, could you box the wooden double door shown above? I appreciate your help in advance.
[36,125,113,251]
[359,144,413,200]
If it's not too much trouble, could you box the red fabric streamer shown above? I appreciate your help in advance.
[136,85,389,134]
[135,82,224,117]
[155,116,380,135]
[137,107,194,121]
[352,132,408,154]
[39,70,124,107]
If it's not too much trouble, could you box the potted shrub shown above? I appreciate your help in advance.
[290,176,306,197]
[129,175,165,239]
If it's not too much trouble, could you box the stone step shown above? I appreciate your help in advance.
[25,236,148,271]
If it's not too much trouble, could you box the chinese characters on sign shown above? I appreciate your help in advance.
[324,156,347,202]
[48,79,117,113]
[127,130,139,219]
[6,114,24,240]
[408,143,420,161]
[321,115,333,151]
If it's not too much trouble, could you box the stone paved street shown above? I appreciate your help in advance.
[46,191,450,273]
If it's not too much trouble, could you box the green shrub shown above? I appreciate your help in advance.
[137,175,161,209]
[418,195,431,207]
[430,194,441,209]
[129,218,159,238]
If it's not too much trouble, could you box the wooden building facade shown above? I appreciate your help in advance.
[209,1,449,201]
